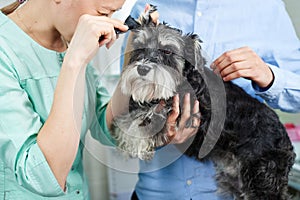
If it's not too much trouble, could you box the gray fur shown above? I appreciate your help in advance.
[111,6,295,200]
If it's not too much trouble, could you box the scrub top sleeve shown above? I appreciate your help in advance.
[15,136,65,196]
[88,66,116,146]
[0,52,65,196]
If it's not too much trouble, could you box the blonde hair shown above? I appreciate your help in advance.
[1,0,22,15]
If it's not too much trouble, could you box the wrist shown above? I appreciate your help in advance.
[63,52,89,71]
[254,67,275,92]
[257,65,274,87]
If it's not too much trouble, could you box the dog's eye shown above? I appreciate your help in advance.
[160,49,173,55]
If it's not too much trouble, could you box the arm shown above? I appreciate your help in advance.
[0,49,65,196]
[210,1,300,113]
[36,15,128,190]
[211,45,300,113]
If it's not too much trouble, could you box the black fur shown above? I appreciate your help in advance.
[112,12,296,200]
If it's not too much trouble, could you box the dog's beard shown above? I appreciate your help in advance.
[120,60,182,103]
[112,103,171,160]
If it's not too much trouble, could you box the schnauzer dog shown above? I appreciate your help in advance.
[111,7,295,200]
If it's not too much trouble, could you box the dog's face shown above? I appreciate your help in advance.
[120,22,205,104]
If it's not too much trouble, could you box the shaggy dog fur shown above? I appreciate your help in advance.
[111,7,296,200]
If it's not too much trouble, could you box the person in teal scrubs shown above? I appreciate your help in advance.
[0,0,199,199]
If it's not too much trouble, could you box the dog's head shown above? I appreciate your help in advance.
[120,8,206,104]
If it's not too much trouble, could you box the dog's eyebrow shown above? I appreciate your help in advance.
[159,37,182,52]
[162,44,178,50]
[160,43,180,53]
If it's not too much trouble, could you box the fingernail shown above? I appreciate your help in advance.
[210,63,216,69]
[144,4,150,12]
[159,100,166,106]
[167,132,174,137]
[214,69,220,76]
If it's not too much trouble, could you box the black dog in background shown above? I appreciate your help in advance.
[111,6,296,200]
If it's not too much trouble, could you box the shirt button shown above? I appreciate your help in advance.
[197,11,202,17]
[187,180,192,185]
[76,190,80,194]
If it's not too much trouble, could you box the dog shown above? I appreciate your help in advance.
[111,6,296,200]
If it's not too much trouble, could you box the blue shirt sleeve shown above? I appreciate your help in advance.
[253,64,300,112]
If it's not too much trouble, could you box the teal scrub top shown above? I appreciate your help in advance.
[0,12,113,199]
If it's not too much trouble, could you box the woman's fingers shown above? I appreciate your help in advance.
[65,14,128,66]
[100,26,117,48]
[97,17,128,47]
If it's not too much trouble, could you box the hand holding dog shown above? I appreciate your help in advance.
[211,46,274,88]
[166,94,200,144]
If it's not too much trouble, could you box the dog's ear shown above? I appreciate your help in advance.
[137,4,158,26]
[183,34,206,73]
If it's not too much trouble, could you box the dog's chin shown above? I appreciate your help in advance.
[132,92,173,104]
[129,82,175,103]
[112,106,171,160]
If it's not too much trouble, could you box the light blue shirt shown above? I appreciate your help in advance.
[127,0,300,199]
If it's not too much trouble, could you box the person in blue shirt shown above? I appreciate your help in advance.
[126,0,300,199]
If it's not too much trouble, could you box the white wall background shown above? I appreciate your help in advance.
[285,0,300,38]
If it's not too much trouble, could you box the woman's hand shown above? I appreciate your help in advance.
[65,14,128,67]
[165,93,200,144]
[211,46,274,88]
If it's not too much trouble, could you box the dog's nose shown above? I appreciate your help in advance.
[137,65,151,76]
